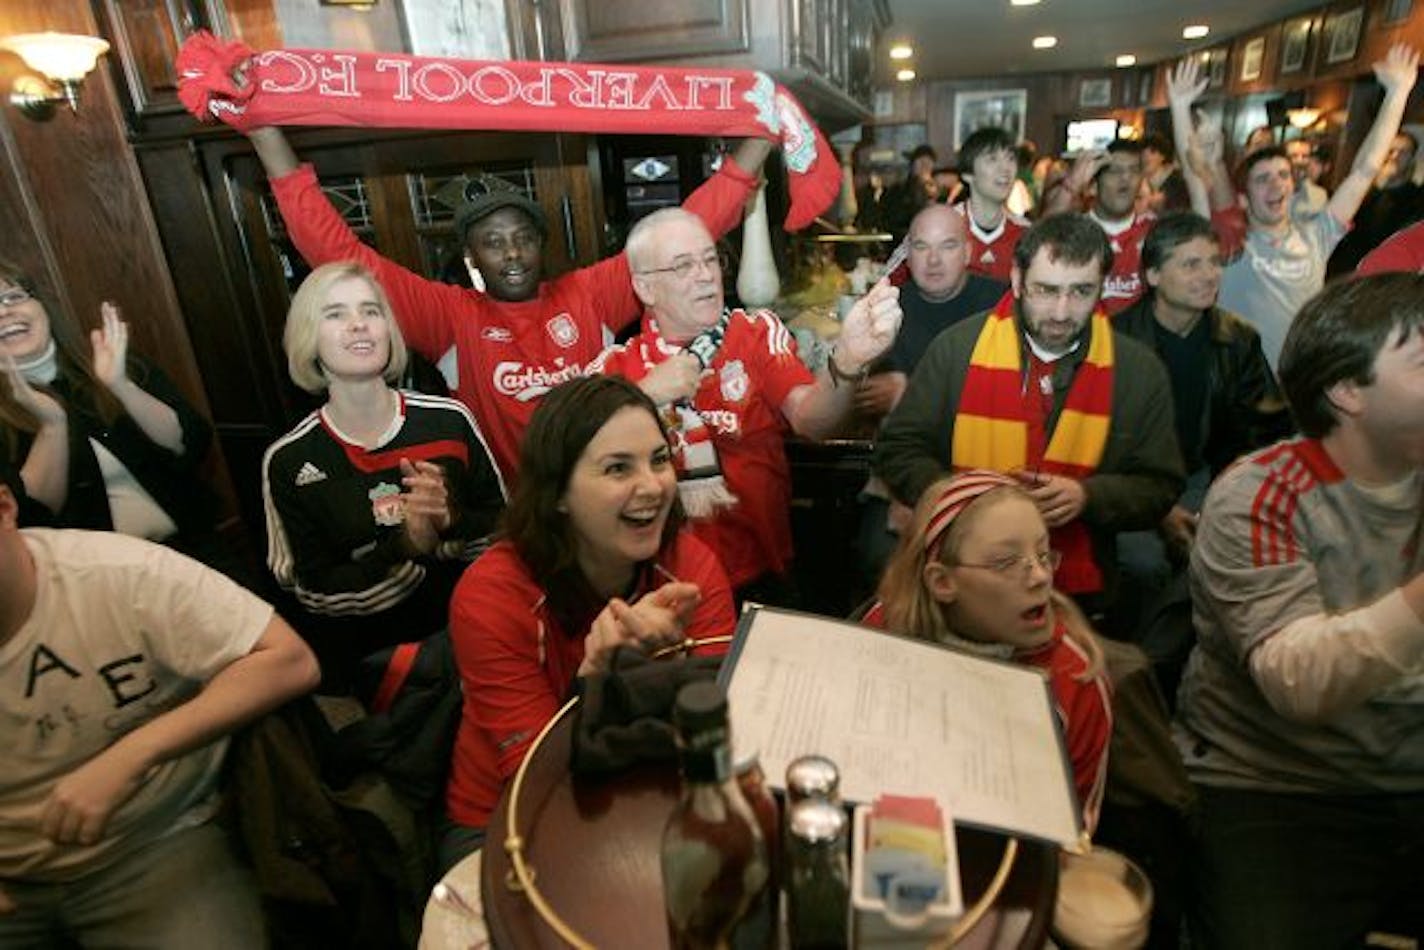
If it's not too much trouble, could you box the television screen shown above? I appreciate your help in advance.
[1065,119,1119,155]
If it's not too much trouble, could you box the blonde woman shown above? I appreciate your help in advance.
[867,469,1111,831]
[262,262,504,678]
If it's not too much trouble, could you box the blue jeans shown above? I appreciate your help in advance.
[0,821,264,949]
[1189,784,1424,948]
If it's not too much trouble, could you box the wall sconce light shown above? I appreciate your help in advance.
[0,32,111,120]
[1287,107,1322,130]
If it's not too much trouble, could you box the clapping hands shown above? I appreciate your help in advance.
[400,458,453,555]
[579,581,703,676]
[90,302,130,392]
[0,347,65,428]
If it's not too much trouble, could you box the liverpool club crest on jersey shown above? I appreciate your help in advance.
[719,359,749,403]
[369,482,405,527]
[545,313,579,348]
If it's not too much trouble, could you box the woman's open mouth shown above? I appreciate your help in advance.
[1021,603,1049,625]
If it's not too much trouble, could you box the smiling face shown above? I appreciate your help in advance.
[1244,156,1295,229]
[970,147,1019,206]
[561,405,678,591]
[631,215,725,343]
[1011,248,1103,354]
[467,207,544,302]
[1147,235,1222,315]
[0,280,51,363]
[926,492,1056,650]
[907,206,971,301]
[1284,139,1313,184]
[315,275,392,385]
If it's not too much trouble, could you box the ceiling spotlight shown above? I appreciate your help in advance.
[896,68,917,82]
[1010,0,1042,5]
[890,43,913,60]
[1182,24,1210,40]
[1032,36,1058,50]
[1116,54,1137,67]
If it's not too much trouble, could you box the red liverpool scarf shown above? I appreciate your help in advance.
[951,295,1115,593]
[175,31,839,231]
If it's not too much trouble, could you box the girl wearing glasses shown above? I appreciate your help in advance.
[0,260,242,576]
[441,375,735,872]
[868,469,1111,831]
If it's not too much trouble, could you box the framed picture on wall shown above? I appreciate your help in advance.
[953,89,1028,149]
[1241,37,1266,82]
[1325,6,1364,65]
[1280,16,1313,74]
[1384,0,1412,25]
[1201,48,1228,89]
[1079,78,1112,109]
[1138,69,1154,106]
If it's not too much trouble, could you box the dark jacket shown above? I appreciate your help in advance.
[17,357,218,536]
[874,309,1185,602]
[1113,297,1292,480]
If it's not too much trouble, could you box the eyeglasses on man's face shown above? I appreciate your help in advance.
[1023,282,1098,304]
[953,550,1062,578]
[638,248,727,280]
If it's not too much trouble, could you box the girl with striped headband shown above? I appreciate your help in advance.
[866,469,1112,832]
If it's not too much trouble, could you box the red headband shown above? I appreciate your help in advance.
[923,470,1021,560]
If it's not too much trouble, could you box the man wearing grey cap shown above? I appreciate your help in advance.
[245,125,771,482]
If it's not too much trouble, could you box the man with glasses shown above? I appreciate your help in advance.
[244,125,772,483]
[875,213,1183,618]
[591,207,902,599]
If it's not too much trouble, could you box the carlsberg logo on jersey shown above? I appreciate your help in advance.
[492,361,584,401]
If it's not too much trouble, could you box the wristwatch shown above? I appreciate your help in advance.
[827,350,868,387]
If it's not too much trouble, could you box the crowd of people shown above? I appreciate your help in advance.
[2,38,1423,949]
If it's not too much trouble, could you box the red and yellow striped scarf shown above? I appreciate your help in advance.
[951,294,1114,593]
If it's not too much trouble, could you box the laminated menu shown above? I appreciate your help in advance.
[719,606,1082,847]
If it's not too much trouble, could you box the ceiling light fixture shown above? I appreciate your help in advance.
[896,68,917,82]
[1287,107,1322,129]
[1032,36,1058,50]
[1116,54,1137,67]
[1010,0,1042,6]
[0,32,110,120]
[890,44,913,60]
[1182,24,1210,40]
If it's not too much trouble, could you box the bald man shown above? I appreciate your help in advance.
[854,203,1006,420]
[856,203,1006,585]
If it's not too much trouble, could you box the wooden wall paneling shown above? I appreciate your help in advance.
[1,0,243,535]
[788,0,828,74]
[92,0,222,123]
[0,0,209,409]
[134,136,280,546]
[137,137,289,429]
[0,76,72,324]
[558,0,750,62]
[1229,27,1282,96]
[221,0,284,49]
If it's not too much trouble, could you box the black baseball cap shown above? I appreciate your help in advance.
[454,190,548,243]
